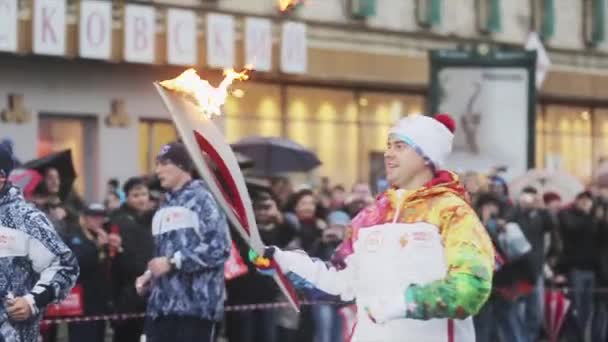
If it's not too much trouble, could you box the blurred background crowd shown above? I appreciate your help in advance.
[5,135,608,342]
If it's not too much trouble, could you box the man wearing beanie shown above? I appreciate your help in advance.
[0,147,79,341]
[251,114,494,341]
[135,142,230,342]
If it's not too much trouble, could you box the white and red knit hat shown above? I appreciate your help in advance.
[388,113,456,170]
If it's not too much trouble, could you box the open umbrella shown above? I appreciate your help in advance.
[545,289,571,342]
[235,151,254,170]
[232,136,321,176]
[21,150,76,200]
[509,169,584,203]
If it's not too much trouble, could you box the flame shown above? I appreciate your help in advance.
[160,66,251,117]
[278,0,302,11]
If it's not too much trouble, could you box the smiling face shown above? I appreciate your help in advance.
[384,136,427,189]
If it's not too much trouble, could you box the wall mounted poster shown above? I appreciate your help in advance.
[428,49,537,179]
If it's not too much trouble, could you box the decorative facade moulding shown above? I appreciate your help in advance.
[1,94,31,124]
[0,0,308,74]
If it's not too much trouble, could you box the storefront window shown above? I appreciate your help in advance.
[139,120,177,175]
[536,104,593,181]
[223,83,282,142]
[38,115,98,200]
[592,108,608,176]
[286,86,358,187]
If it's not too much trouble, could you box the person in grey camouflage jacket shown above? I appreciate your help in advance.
[136,142,230,342]
[0,146,79,342]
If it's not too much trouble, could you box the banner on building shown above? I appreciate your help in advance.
[33,0,66,56]
[0,0,18,52]
[167,8,197,66]
[245,17,272,71]
[280,21,307,74]
[79,0,112,60]
[428,49,537,178]
[206,13,235,68]
[124,4,156,64]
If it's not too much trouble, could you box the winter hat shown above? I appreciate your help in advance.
[543,192,562,204]
[0,146,14,178]
[156,142,194,172]
[389,113,455,170]
[83,203,107,217]
[327,210,351,227]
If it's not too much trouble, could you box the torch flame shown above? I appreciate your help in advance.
[278,0,302,11]
[160,66,251,117]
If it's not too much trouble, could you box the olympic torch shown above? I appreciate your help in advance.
[154,68,300,311]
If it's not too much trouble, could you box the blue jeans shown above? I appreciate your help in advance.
[519,276,544,342]
[312,305,342,342]
[593,299,608,342]
[474,295,526,342]
[226,309,277,342]
[570,270,596,340]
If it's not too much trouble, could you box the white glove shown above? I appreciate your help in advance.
[364,294,407,324]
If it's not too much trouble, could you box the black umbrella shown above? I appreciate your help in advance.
[235,151,254,170]
[232,136,321,176]
[22,150,76,200]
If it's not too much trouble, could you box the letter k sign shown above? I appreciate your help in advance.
[34,0,66,56]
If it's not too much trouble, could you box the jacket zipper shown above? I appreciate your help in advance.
[392,189,407,224]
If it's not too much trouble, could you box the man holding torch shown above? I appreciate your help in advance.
[251,114,495,342]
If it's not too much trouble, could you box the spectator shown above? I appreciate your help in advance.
[488,175,510,205]
[226,191,296,342]
[309,211,349,342]
[270,176,293,209]
[136,142,230,342]
[543,192,564,270]
[329,185,347,211]
[104,189,122,212]
[109,177,155,342]
[462,171,487,205]
[558,191,598,342]
[509,186,554,342]
[32,167,83,235]
[285,189,326,253]
[0,146,79,342]
[594,201,608,342]
[106,178,126,205]
[344,182,374,218]
[473,192,527,342]
[63,204,119,342]
[283,189,328,342]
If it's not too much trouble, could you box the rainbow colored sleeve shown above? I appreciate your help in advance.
[404,204,494,320]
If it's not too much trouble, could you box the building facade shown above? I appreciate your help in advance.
[0,0,607,200]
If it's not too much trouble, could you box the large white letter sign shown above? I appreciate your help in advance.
[33,0,66,56]
[167,8,197,66]
[124,4,155,64]
[79,0,112,60]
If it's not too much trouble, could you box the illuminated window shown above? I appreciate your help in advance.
[139,120,177,175]
[536,104,593,181]
[223,83,282,142]
[286,86,358,187]
[38,114,98,200]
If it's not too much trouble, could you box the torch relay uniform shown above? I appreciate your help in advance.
[0,145,79,342]
[145,179,231,342]
[267,115,495,342]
